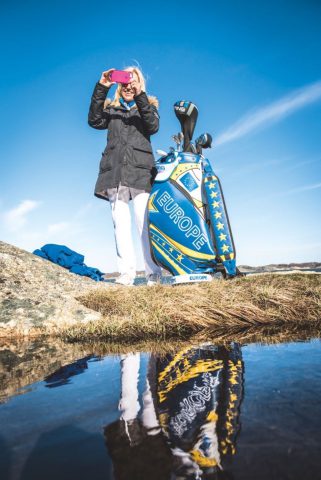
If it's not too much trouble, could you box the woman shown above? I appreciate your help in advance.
[88,66,162,286]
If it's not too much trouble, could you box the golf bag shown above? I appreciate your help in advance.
[148,101,238,284]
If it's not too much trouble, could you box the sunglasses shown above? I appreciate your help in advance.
[121,83,134,90]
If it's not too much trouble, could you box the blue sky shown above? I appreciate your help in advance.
[1,0,320,272]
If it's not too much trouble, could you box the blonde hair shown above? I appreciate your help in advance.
[105,65,159,109]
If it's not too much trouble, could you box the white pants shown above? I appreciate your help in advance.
[119,353,161,435]
[109,192,162,278]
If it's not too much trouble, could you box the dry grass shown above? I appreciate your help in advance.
[61,274,321,342]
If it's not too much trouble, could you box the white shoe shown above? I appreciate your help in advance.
[146,273,162,286]
[115,274,135,286]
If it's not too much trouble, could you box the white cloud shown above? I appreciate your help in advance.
[216,80,321,146]
[73,202,93,220]
[46,203,93,236]
[278,182,321,197]
[226,158,282,178]
[3,199,41,232]
[47,222,71,234]
[282,158,319,172]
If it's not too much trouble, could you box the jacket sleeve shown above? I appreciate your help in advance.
[134,91,160,135]
[88,82,111,130]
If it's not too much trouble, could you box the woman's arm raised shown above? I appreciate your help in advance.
[88,69,116,130]
[134,91,160,135]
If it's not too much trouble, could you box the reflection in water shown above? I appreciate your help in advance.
[0,338,99,403]
[44,355,99,388]
[1,337,321,479]
[0,435,11,480]
[104,353,172,479]
[104,344,243,479]
[19,425,110,480]
[157,344,243,479]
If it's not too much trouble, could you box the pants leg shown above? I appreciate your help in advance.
[142,378,161,435]
[109,196,136,278]
[132,192,162,277]
[119,353,140,422]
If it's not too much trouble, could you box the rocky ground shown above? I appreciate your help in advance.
[0,241,109,336]
[1,240,320,338]
[238,262,321,274]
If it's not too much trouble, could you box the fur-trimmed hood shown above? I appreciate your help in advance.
[104,95,159,109]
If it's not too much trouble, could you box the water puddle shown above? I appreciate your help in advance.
[0,335,320,479]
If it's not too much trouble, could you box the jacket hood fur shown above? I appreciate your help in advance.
[104,95,159,109]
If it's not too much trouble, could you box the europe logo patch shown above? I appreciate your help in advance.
[180,172,198,192]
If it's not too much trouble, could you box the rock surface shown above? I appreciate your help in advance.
[0,241,108,336]
[239,262,321,274]
[1,240,320,338]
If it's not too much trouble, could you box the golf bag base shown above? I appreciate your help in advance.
[170,273,214,285]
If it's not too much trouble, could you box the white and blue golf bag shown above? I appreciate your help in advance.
[148,101,240,284]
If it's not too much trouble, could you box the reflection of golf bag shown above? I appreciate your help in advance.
[156,344,243,478]
[148,101,238,283]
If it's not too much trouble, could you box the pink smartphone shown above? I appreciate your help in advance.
[110,70,133,84]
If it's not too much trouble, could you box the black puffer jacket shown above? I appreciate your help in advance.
[88,82,159,200]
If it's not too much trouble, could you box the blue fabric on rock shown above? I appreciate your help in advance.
[33,244,105,281]
[40,244,84,268]
[70,264,103,282]
[33,249,48,259]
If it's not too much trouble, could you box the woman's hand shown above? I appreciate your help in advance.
[130,78,142,96]
[99,69,116,88]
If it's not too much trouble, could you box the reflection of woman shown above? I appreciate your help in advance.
[104,353,172,480]
[88,67,162,286]
[104,345,243,479]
